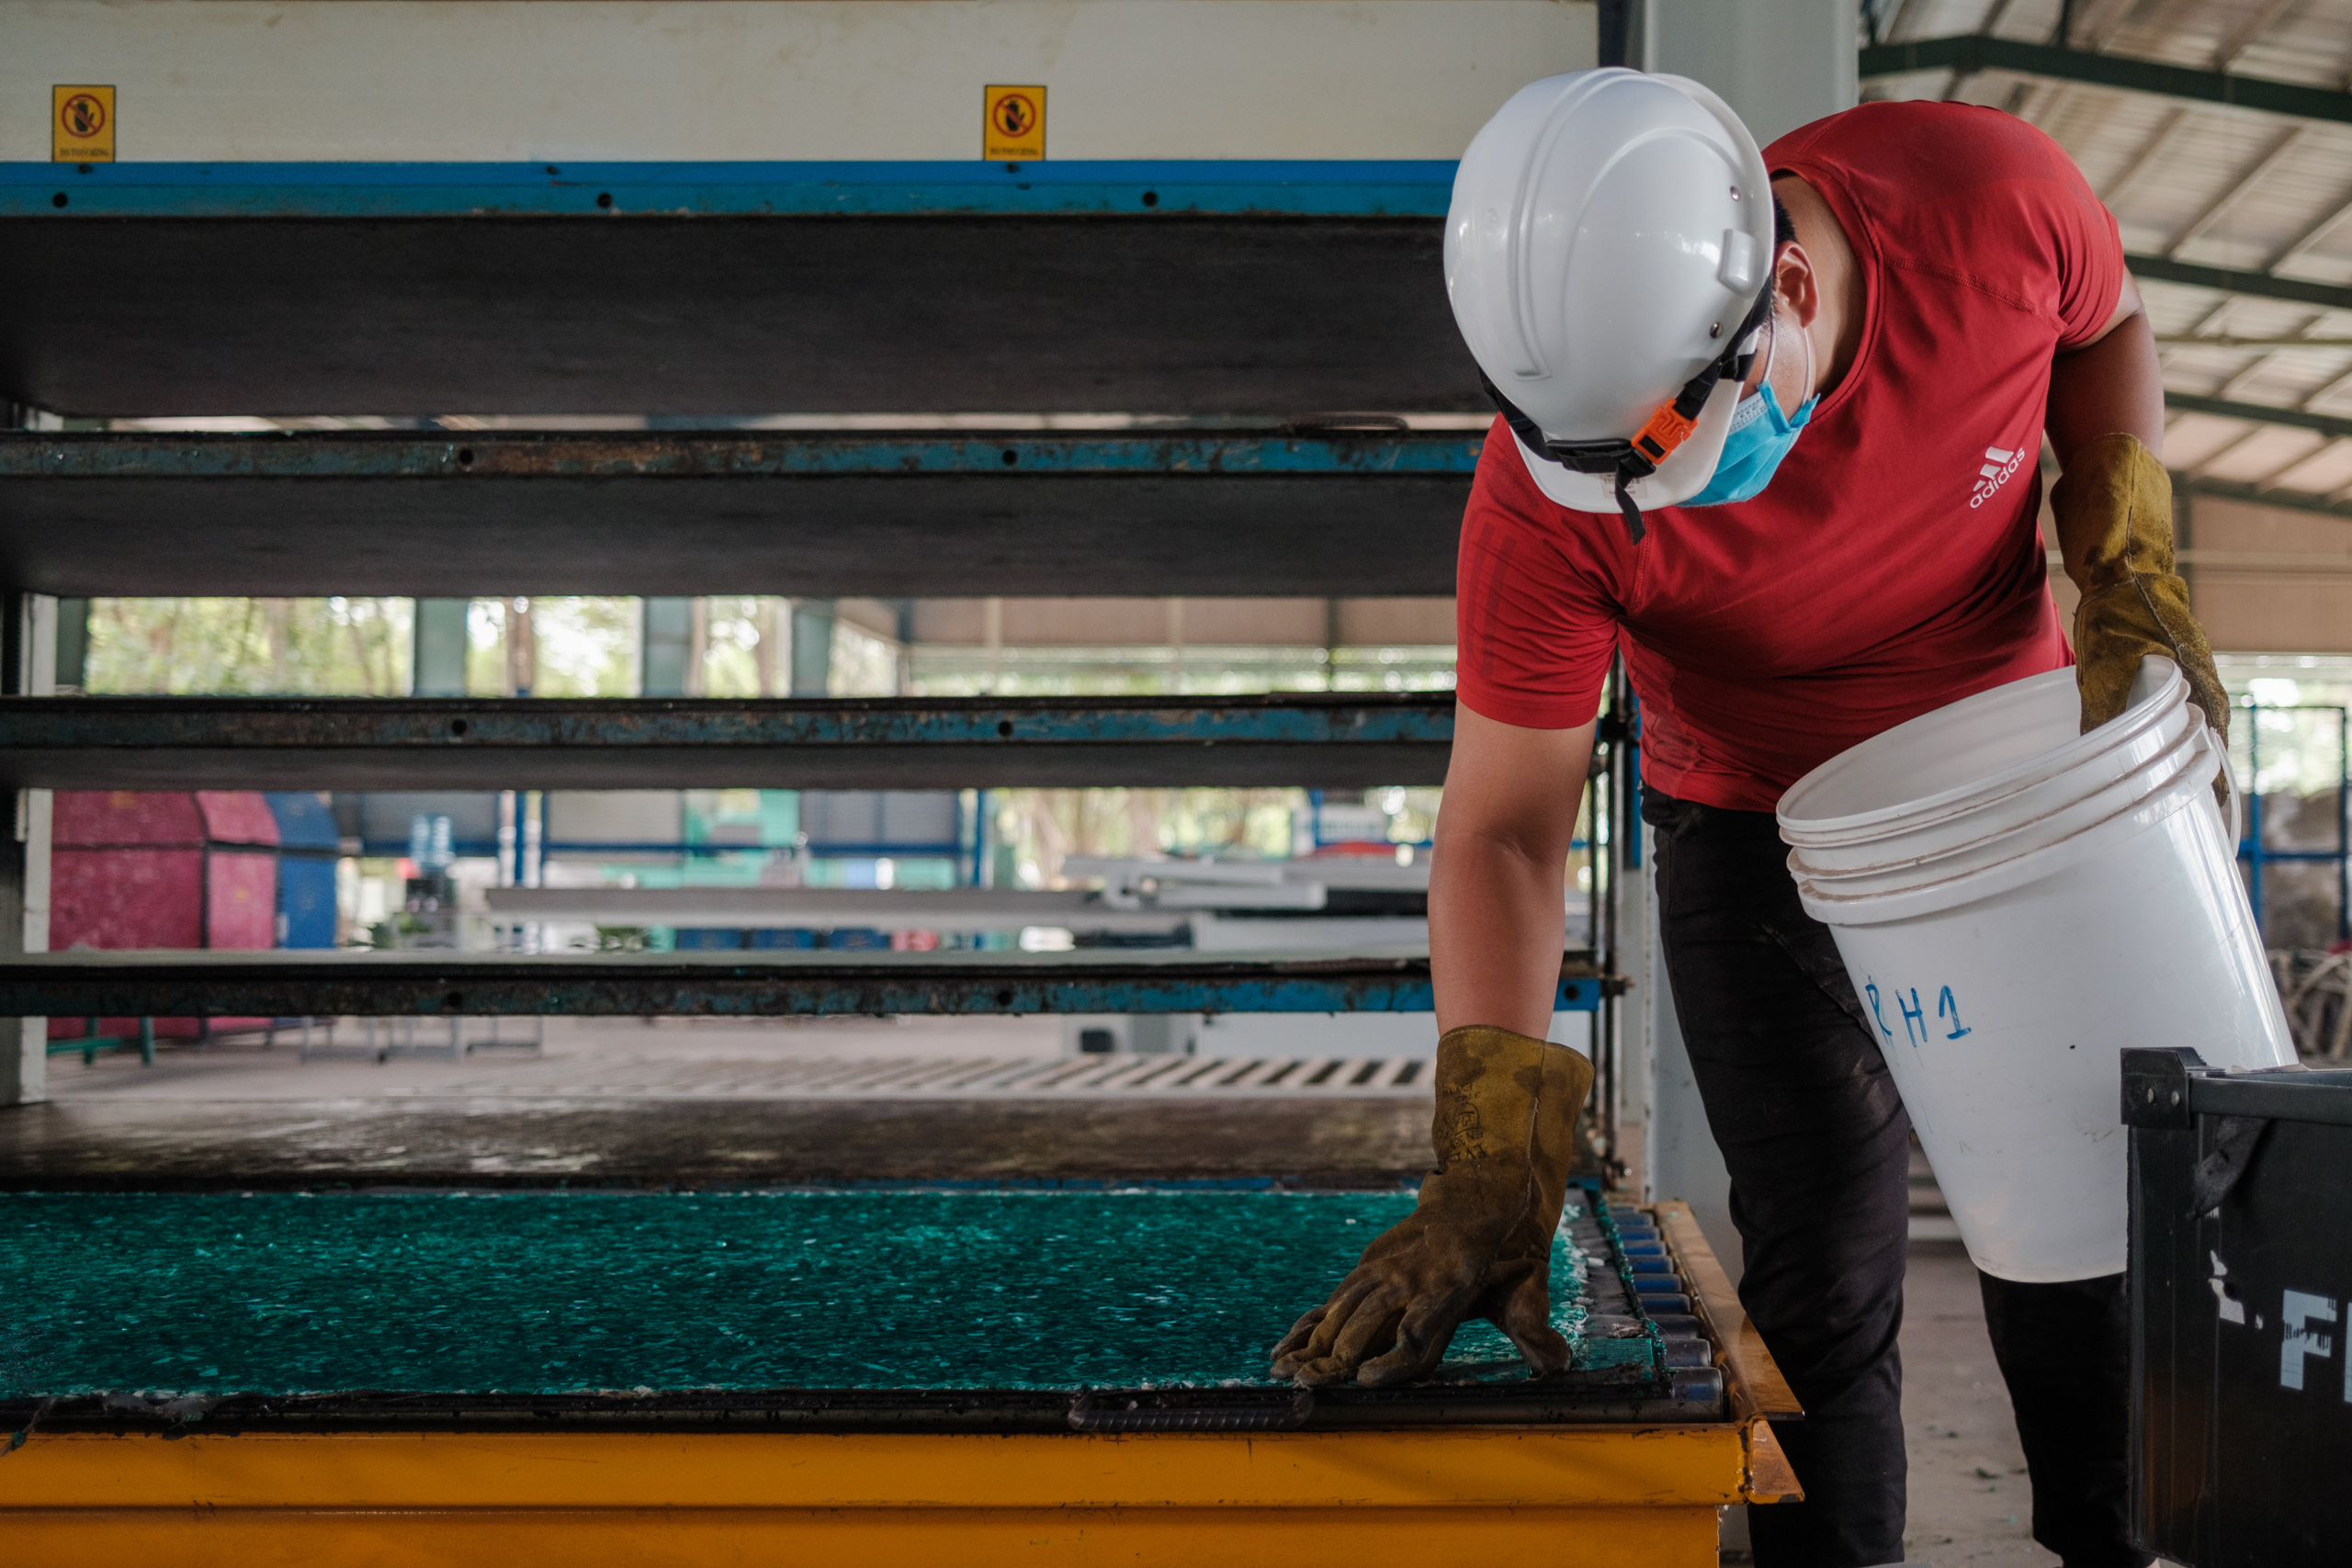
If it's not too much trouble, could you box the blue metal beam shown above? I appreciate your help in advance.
[0,951,1610,1017]
[2,160,1458,220]
[1859,37,2352,125]
[0,432,1483,598]
[0,694,1457,791]
[0,430,1484,479]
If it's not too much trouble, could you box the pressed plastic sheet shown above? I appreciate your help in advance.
[0,1189,1609,1397]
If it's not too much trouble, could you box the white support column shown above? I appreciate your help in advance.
[3,593,57,1106]
[1621,0,1856,1272]
[1640,0,1858,146]
[1639,829,1740,1272]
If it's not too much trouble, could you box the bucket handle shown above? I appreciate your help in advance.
[2209,719,2244,851]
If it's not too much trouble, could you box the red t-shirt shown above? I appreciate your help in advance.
[1454,101,2120,812]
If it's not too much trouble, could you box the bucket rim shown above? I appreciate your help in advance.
[1780,694,2199,865]
[1786,714,2208,886]
[1793,724,2222,927]
[1777,661,2187,843]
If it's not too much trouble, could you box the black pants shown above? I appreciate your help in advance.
[1645,790,2143,1568]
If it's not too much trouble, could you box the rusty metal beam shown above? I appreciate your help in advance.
[0,211,1475,420]
[0,694,1454,791]
[0,949,1611,1017]
[0,431,1477,597]
[2,430,1483,481]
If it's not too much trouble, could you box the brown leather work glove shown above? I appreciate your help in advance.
[1268,1025,1592,1388]
[2057,434,2230,781]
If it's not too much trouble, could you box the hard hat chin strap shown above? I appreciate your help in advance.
[1484,287,1776,545]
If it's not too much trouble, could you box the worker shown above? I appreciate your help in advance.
[1271,70,2218,1568]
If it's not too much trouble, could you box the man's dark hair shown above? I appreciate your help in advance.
[1773,193,1797,250]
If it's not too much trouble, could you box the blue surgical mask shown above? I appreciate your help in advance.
[1683,315,1817,507]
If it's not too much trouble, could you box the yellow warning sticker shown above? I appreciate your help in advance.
[53,85,114,163]
[983,85,1045,162]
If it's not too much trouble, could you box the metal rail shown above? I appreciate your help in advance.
[0,950,1613,1018]
[6,423,2336,602]
[2125,256,2352,315]
[0,694,1453,790]
[2164,395,2352,445]
[1,159,1458,220]
[0,432,1477,597]
[2,430,1483,479]
[1860,37,2352,126]
[2184,480,2352,525]
[2236,703,2351,945]
[0,214,1474,420]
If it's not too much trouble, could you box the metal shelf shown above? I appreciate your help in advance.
[0,163,1471,418]
[0,694,1453,790]
[0,948,1612,1018]
[0,431,1476,596]
[1,159,1461,220]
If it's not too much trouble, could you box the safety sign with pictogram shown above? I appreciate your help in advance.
[53,85,116,163]
[983,85,1046,162]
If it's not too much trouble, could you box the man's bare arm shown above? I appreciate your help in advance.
[1430,704,1598,1038]
[2046,272,2164,469]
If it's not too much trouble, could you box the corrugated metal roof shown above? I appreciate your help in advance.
[1867,0,2352,509]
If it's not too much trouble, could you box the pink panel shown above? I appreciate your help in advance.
[196,849,280,1037]
[51,848,205,951]
[197,792,280,847]
[51,1016,205,1042]
[47,844,282,1046]
[52,791,205,849]
[205,850,278,950]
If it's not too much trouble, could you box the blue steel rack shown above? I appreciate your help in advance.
[0,156,1611,1027]
[0,431,1484,600]
[2236,702,2352,944]
[0,950,1611,1021]
[0,159,1458,219]
[0,159,1480,418]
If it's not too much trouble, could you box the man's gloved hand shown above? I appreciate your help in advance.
[2057,434,2230,764]
[1268,1025,1592,1388]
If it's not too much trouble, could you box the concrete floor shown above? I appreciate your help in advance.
[1894,1240,2050,1567]
[5,1018,1428,1188]
[1721,1240,2177,1567]
[6,1021,2168,1564]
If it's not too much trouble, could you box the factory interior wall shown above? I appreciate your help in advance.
[2187,497,2352,655]
[0,0,1598,163]
[2039,490,2352,656]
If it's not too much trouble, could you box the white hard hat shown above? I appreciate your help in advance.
[1445,69,1776,537]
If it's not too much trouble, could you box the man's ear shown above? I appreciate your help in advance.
[1772,242,1822,332]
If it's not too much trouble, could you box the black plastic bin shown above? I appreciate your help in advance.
[2123,1048,2352,1566]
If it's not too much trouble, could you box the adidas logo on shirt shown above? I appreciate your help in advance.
[1969,444,2029,509]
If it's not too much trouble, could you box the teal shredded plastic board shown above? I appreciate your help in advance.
[0,1190,1604,1397]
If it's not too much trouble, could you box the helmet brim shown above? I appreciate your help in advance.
[1511,376,1747,515]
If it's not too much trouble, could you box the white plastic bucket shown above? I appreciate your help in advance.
[1778,660,2293,1282]
[1781,665,2199,872]
[1792,721,2211,897]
